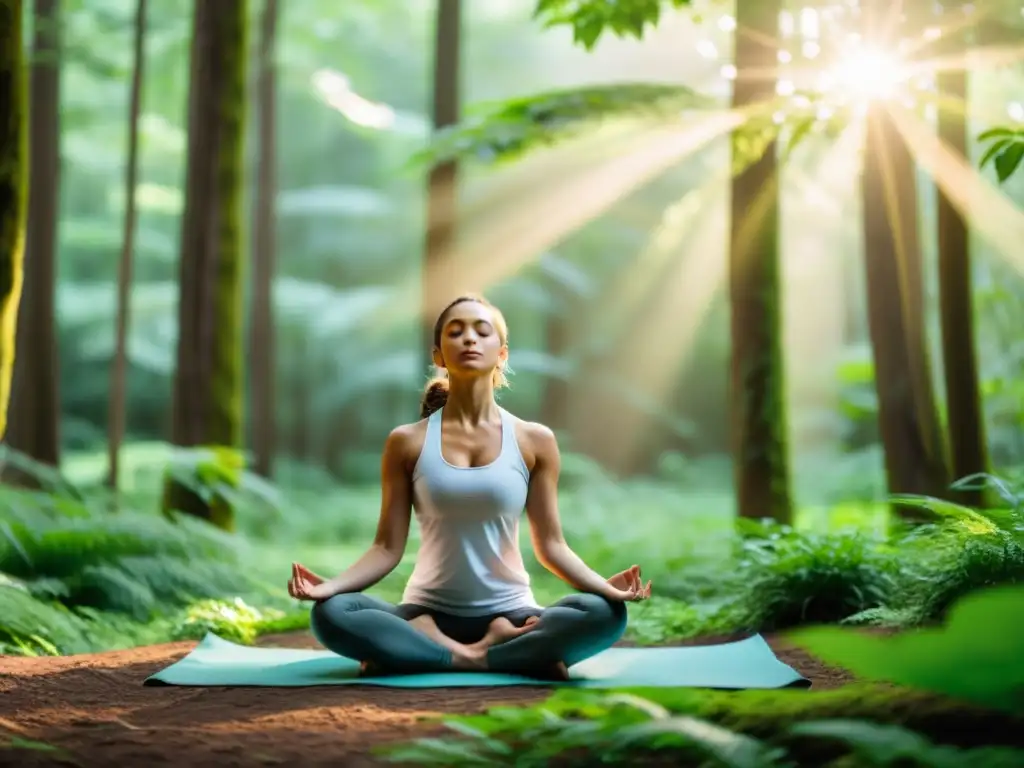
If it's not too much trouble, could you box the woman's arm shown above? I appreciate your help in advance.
[312,426,414,598]
[524,424,638,601]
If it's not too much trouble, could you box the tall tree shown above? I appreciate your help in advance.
[729,0,792,523]
[936,2,986,504]
[106,0,148,491]
[541,275,571,432]
[247,0,279,478]
[861,0,950,506]
[0,0,28,442]
[421,0,461,370]
[164,0,248,530]
[6,0,61,471]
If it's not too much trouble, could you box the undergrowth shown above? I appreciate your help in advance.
[4,440,1024,663]
[378,686,1024,767]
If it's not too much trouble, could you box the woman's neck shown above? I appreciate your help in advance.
[444,376,499,425]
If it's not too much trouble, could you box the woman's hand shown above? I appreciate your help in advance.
[603,564,652,603]
[287,562,335,602]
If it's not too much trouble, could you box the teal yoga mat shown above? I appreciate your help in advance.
[145,633,809,690]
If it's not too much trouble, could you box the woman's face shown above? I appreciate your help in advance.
[434,301,507,379]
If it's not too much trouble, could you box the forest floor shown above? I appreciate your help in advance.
[0,632,855,768]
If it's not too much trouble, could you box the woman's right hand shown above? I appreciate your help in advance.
[288,562,334,602]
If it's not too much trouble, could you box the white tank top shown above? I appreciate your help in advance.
[402,406,539,616]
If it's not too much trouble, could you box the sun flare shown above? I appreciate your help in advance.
[822,44,908,101]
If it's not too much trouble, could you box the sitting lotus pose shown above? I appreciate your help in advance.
[287,294,652,679]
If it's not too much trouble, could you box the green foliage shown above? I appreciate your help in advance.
[728,522,898,631]
[791,584,1024,715]
[0,451,260,653]
[169,597,291,645]
[978,126,1024,183]
[163,444,283,526]
[412,83,712,167]
[379,684,1024,766]
[533,0,694,50]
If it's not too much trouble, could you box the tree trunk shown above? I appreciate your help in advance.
[421,0,461,375]
[728,0,792,523]
[541,282,571,432]
[106,0,148,491]
[861,1,950,508]
[6,0,61,475]
[0,0,28,443]
[937,13,986,504]
[247,0,278,478]
[164,0,248,530]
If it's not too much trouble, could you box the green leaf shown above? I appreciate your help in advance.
[410,83,713,167]
[788,584,1024,713]
[979,137,1012,171]
[977,127,1018,142]
[533,0,695,50]
[788,721,952,766]
[994,142,1024,183]
[617,715,781,768]
[888,494,998,529]
[781,115,816,163]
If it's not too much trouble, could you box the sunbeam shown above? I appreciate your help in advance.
[887,103,1024,271]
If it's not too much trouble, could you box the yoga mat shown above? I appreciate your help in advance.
[145,633,809,690]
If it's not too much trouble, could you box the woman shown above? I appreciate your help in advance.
[287,294,652,679]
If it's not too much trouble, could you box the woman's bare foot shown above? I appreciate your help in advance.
[407,614,489,671]
[449,645,488,671]
[534,661,570,681]
[468,615,540,653]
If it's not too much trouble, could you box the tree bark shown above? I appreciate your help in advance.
[0,0,28,443]
[728,0,792,523]
[164,0,248,530]
[937,11,986,504]
[6,0,61,474]
[861,0,950,508]
[541,280,571,431]
[247,0,278,478]
[106,0,148,491]
[421,0,461,373]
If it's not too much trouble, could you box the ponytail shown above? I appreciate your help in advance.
[418,363,510,419]
[420,377,449,418]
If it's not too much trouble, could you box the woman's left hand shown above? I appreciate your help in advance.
[604,564,652,602]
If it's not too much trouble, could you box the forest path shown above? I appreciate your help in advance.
[0,631,853,767]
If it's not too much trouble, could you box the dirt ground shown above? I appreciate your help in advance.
[0,632,855,768]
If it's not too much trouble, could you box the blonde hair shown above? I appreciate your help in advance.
[420,294,510,418]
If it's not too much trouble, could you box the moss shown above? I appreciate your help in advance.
[0,0,27,441]
[729,0,792,526]
[211,0,247,452]
[164,0,248,529]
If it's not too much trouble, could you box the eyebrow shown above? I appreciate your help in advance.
[445,318,493,329]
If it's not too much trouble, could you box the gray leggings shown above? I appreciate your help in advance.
[309,592,627,675]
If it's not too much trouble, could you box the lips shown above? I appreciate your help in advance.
[460,350,482,360]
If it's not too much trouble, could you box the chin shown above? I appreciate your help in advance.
[450,362,495,377]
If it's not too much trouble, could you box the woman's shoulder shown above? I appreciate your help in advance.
[505,411,559,468]
[385,419,430,468]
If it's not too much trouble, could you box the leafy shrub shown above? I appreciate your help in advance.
[725,522,898,631]
[169,597,291,645]
[0,456,264,654]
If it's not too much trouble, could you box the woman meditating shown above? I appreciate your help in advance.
[287,294,652,679]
